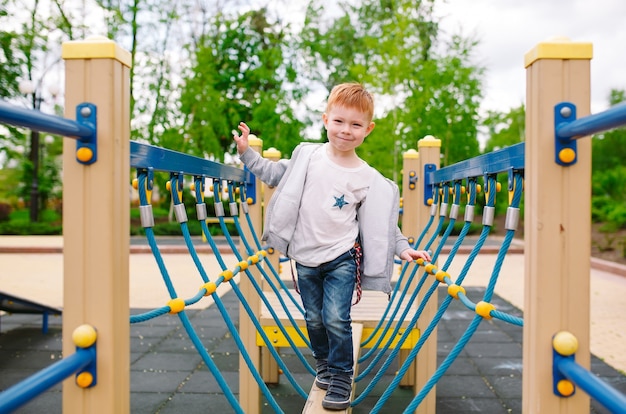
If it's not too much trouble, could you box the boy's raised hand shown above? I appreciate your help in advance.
[233,122,250,154]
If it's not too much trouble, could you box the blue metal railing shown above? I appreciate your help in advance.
[130,141,249,183]
[554,354,626,413]
[0,100,93,140]
[557,101,626,140]
[0,343,96,413]
[429,142,524,184]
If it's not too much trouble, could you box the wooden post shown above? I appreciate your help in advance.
[61,36,131,414]
[260,147,281,384]
[399,148,420,389]
[239,135,263,413]
[524,37,593,414]
[412,136,441,413]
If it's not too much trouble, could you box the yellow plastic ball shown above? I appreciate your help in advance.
[238,261,249,270]
[409,171,416,177]
[496,182,502,192]
[556,379,575,396]
[427,198,433,206]
[166,181,171,191]
[435,271,449,283]
[132,178,138,189]
[559,148,576,164]
[202,282,217,296]
[247,197,253,205]
[72,324,97,348]
[167,298,185,314]
[190,183,196,191]
[476,184,482,193]
[76,372,94,388]
[461,186,466,194]
[409,183,415,190]
[475,301,495,319]
[221,270,234,281]
[76,147,93,163]
[553,331,578,356]
[448,284,466,300]
[249,254,259,264]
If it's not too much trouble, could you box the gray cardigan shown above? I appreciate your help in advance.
[240,143,410,293]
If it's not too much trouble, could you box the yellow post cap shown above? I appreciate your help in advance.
[524,36,593,68]
[263,147,281,158]
[403,149,419,159]
[62,35,132,68]
[418,135,441,148]
[248,134,262,147]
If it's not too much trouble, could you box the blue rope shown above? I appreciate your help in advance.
[226,183,311,349]
[239,188,305,316]
[366,178,496,410]
[212,181,315,377]
[361,192,438,349]
[359,200,447,360]
[134,172,244,412]
[391,174,524,413]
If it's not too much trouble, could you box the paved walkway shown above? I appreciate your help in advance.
[1,236,625,413]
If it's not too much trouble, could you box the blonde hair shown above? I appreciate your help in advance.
[326,83,374,122]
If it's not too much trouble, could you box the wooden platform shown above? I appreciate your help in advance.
[257,289,420,349]
[301,323,363,414]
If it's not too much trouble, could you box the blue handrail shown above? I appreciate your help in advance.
[0,346,96,413]
[430,142,525,183]
[557,102,626,140]
[0,100,93,139]
[130,141,249,183]
[555,355,626,414]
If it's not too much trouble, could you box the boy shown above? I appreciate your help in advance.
[233,83,431,410]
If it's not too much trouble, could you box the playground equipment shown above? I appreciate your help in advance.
[0,36,625,413]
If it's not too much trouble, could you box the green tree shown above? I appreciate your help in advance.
[178,9,304,160]
[298,0,484,178]
[482,104,525,153]
[592,89,626,171]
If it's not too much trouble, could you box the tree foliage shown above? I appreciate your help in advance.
[482,104,525,153]
[178,8,305,159]
[591,89,626,229]
[299,0,484,177]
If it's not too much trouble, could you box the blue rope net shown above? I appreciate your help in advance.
[127,156,529,413]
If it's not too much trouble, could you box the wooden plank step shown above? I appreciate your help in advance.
[301,323,363,414]
[260,289,416,328]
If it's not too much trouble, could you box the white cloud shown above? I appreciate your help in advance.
[436,0,626,114]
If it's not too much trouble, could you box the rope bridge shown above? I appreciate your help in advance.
[120,137,529,414]
[0,36,625,414]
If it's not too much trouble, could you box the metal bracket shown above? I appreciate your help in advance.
[554,102,578,166]
[423,163,436,206]
[552,349,575,398]
[407,170,417,190]
[75,103,97,165]
[244,166,256,205]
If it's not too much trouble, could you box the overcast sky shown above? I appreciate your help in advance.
[434,0,626,114]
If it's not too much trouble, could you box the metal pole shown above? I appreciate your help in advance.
[29,93,41,222]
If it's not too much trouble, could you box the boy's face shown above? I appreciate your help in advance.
[323,105,375,154]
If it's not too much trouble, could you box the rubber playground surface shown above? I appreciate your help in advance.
[0,236,625,413]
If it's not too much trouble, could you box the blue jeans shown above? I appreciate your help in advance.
[296,248,357,375]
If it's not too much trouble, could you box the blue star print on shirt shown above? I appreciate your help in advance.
[333,195,349,210]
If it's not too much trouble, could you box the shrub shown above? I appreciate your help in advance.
[0,202,12,222]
